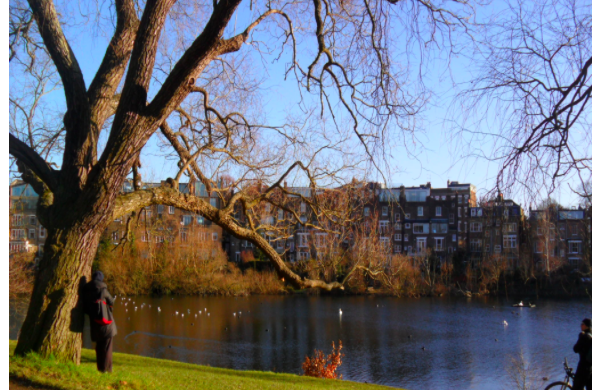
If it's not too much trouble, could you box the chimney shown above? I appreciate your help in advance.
[284,181,288,189]
[426,182,431,188]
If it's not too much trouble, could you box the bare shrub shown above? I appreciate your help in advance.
[302,341,344,379]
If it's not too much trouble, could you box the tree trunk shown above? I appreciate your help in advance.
[14,218,104,363]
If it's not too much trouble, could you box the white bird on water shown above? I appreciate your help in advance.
[503,320,508,326]
[339,308,343,316]
[233,313,236,316]
[199,311,202,315]
[157,307,161,312]
[175,311,179,315]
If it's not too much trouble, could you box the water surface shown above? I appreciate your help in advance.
[10,295,591,389]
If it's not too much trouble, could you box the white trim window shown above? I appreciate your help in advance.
[298,233,310,247]
[405,223,411,229]
[168,206,175,214]
[458,221,462,232]
[278,209,284,220]
[364,207,370,217]
[413,223,429,234]
[29,215,37,225]
[379,220,389,234]
[382,206,388,216]
[301,202,307,213]
[464,207,468,217]
[11,214,24,226]
[569,241,581,254]
[157,205,164,214]
[29,229,36,239]
[494,245,501,253]
[506,223,517,233]
[39,226,46,238]
[503,235,517,249]
[435,206,442,217]
[404,234,409,242]
[416,237,427,253]
[394,234,402,241]
[212,232,218,241]
[11,229,26,239]
[452,234,457,242]
[417,206,424,217]
[458,207,462,218]
[180,231,187,242]
[380,237,390,249]
[395,213,401,221]
[394,245,402,253]
[182,215,192,225]
[112,231,118,242]
[297,251,310,261]
[395,223,402,230]
[470,222,482,232]
[449,213,455,224]
[315,233,327,248]
[405,213,411,219]
[470,239,482,252]
[434,237,444,251]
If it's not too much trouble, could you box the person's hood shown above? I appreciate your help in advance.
[92,271,104,282]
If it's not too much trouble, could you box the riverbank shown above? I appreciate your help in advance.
[9,341,398,390]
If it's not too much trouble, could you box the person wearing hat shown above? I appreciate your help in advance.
[573,318,592,390]
[82,271,117,372]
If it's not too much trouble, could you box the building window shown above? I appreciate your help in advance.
[364,207,370,217]
[417,206,423,217]
[145,209,152,219]
[395,223,402,230]
[394,234,402,241]
[503,235,517,249]
[505,223,517,233]
[470,222,482,232]
[11,214,24,226]
[39,226,46,238]
[29,215,37,225]
[442,196,447,200]
[112,231,118,242]
[380,237,390,249]
[458,207,462,218]
[394,245,402,253]
[569,241,581,254]
[395,213,401,221]
[452,234,457,242]
[413,223,429,234]
[404,234,409,242]
[436,206,442,217]
[169,206,175,214]
[10,229,26,239]
[157,205,164,214]
[504,209,509,218]
[297,251,310,261]
[405,223,411,229]
[180,231,187,242]
[301,203,307,213]
[315,234,327,248]
[212,232,218,241]
[458,221,462,232]
[496,219,501,227]
[278,209,284,220]
[434,238,444,251]
[449,213,455,224]
[485,244,490,252]
[464,207,468,217]
[405,213,411,219]
[29,229,36,239]
[379,220,389,234]
[470,239,482,252]
[494,245,501,253]
[298,233,310,247]
[382,206,388,216]
[183,215,192,225]
[534,241,543,253]
[416,237,427,253]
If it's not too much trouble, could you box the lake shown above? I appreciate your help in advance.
[9,295,592,389]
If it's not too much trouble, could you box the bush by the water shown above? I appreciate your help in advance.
[302,341,344,379]
[95,234,286,296]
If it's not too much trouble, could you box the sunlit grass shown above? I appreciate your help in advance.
[9,340,400,390]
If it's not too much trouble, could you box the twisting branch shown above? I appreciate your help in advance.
[9,133,58,192]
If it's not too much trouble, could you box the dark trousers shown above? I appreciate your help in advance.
[95,337,113,373]
[573,370,592,390]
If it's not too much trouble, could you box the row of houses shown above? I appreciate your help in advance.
[9,179,592,269]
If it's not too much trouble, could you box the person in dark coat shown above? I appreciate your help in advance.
[82,271,117,373]
[573,318,592,390]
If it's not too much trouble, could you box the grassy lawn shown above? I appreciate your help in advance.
[9,341,401,390]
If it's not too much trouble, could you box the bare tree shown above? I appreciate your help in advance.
[9,0,477,362]
[454,0,592,199]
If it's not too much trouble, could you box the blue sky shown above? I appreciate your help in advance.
[8,0,588,209]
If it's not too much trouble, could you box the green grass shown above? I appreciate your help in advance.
[9,340,401,390]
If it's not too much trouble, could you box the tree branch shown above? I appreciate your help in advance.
[10,133,58,192]
[112,186,344,291]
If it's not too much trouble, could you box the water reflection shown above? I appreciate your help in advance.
[9,295,591,390]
